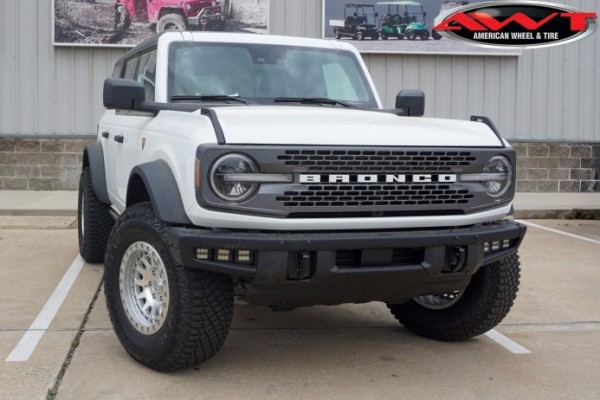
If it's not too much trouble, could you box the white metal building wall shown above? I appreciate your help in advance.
[0,0,598,141]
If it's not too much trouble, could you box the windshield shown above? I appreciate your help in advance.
[350,7,377,25]
[168,42,378,108]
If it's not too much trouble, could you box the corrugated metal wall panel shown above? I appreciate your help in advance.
[37,0,57,134]
[1,0,18,133]
[514,0,599,141]
[271,0,322,37]
[0,0,598,141]
[0,0,128,135]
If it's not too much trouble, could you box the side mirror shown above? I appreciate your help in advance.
[395,89,425,117]
[103,78,145,110]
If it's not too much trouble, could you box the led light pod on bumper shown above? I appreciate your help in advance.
[209,154,259,202]
[482,155,513,198]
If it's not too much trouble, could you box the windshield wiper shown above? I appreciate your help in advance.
[273,97,354,108]
[170,95,251,104]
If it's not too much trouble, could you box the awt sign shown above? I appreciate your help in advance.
[434,1,597,48]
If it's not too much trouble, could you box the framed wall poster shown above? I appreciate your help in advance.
[53,0,269,47]
[322,0,521,55]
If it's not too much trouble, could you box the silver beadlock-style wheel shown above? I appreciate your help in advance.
[105,202,234,371]
[119,241,170,335]
[413,290,463,310]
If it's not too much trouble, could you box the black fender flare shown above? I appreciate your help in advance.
[128,160,192,225]
[83,143,110,205]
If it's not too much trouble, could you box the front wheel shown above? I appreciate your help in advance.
[156,13,187,32]
[387,253,521,341]
[406,30,417,40]
[420,31,430,40]
[356,31,364,40]
[104,202,234,371]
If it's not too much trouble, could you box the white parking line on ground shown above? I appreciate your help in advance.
[517,220,600,245]
[5,256,85,362]
[485,329,531,354]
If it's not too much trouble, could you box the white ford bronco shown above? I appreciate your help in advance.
[78,31,526,371]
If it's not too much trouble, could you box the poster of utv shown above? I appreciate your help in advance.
[53,0,269,47]
[323,0,519,55]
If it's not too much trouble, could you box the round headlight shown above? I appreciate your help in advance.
[210,154,259,202]
[483,155,513,198]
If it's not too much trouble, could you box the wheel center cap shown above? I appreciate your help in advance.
[152,279,165,296]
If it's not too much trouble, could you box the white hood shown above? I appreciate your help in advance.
[211,106,503,147]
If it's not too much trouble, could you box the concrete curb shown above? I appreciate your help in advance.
[0,210,77,217]
[513,209,600,220]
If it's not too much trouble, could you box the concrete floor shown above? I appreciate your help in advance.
[1,218,599,399]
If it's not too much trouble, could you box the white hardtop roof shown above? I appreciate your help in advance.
[157,31,360,53]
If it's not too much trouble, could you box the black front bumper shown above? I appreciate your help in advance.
[165,221,526,308]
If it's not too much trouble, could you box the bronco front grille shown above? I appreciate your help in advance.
[276,183,474,208]
[277,150,477,173]
[197,145,512,218]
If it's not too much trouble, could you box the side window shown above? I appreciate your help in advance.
[123,57,138,80]
[136,50,157,101]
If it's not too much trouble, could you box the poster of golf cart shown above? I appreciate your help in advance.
[323,0,520,55]
[53,0,269,47]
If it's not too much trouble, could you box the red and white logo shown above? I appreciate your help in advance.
[434,1,597,48]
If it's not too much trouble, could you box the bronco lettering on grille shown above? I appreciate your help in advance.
[299,174,458,184]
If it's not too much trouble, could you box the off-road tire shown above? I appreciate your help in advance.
[104,202,234,372]
[156,13,187,33]
[387,253,521,341]
[114,8,131,32]
[78,168,113,263]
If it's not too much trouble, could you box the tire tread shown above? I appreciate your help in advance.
[388,254,521,341]
[79,168,113,263]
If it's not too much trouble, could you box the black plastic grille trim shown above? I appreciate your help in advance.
[196,145,516,219]
[276,183,475,208]
[277,150,477,173]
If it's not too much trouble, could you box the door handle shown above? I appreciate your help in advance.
[114,135,124,143]
[101,131,109,139]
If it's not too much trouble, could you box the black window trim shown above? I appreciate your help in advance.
[120,47,158,79]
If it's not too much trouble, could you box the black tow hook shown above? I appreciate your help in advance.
[445,246,467,273]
